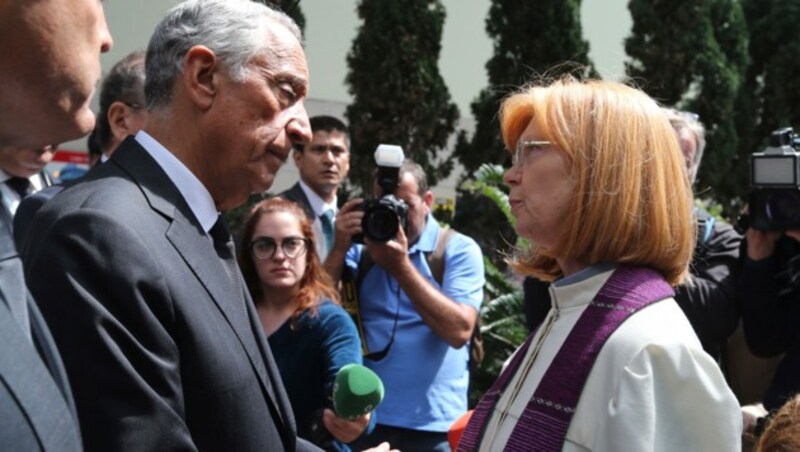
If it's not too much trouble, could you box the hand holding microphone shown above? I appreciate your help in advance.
[315,364,385,444]
[333,363,384,419]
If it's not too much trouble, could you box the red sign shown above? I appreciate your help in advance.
[52,149,89,165]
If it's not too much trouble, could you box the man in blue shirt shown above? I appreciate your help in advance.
[325,160,484,451]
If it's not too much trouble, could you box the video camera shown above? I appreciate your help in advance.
[747,127,800,230]
[353,144,409,243]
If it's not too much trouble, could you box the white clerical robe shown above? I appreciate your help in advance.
[480,264,742,451]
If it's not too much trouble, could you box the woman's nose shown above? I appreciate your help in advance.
[503,165,520,186]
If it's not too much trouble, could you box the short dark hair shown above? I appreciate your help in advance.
[86,127,103,165]
[310,115,348,136]
[95,51,146,152]
[400,159,428,196]
[294,115,349,152]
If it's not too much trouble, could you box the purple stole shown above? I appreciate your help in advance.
[457,266,674,451]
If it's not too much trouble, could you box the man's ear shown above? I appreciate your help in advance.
[423,190,434,209]
[182,45,219,110]
[107,102,132,143]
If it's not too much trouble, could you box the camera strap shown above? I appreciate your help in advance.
[341,226,454,360]
[695,208,716,249]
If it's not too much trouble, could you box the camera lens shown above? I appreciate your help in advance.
[364,205,399,242]
[765,191,800,225]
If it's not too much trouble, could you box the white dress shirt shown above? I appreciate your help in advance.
[134,131,218,235]
[298,179,337,261]
[0,169,47,216]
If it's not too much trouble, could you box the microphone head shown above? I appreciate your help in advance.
[333,364,384,420]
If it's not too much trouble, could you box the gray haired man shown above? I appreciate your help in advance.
[22,0,329,450]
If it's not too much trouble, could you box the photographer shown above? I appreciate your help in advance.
[735,127,800,445]
[739,226,800,414]
[324,159,484,451]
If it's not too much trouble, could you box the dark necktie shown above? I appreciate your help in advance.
[320,209,335,252]
[6,176,31,200]
[209,215,241,290]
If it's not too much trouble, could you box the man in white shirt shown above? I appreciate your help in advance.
[0,145,55,219]
[280,115,351,261]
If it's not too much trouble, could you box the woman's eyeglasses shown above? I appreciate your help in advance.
[512,140,551,168]
[250,236,309,260]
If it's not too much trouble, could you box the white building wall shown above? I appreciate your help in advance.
[56,0,631,200]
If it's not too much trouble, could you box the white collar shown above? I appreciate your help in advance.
[134,131,219,233]
[549,263,617,311]
[298,179,337,216]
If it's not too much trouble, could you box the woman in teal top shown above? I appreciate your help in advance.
[239,197,372,451]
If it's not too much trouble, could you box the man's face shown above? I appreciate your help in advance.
[0,145,57,178]
[0,0,113,148]
[676,127,698,175]
[393,172,432,245]
[293,130,350,200]
[203,24,311,211]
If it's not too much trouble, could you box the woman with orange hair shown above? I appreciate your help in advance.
[239,197,372,451]
[457,78,741,451]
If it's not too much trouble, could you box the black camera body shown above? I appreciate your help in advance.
[748,127,800,230]
[359,195,409,242]
[353,144,409,243]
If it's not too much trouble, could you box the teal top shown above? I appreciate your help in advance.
[269,300,373,451]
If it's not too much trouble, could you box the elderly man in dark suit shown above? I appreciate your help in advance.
[20,0,341,450]
[0,0,112,450]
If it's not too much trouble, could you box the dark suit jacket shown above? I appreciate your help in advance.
[0,206,81,450]
[14,183,68,250]
[280,182,316,220]
[22,138,319,451]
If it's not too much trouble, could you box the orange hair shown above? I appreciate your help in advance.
[238,197,340,323]
[500,77,694,285]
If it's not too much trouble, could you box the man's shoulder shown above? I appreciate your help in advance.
[278,182,303,202]
[441,228,482,258]
[42,167,141,215]
[277,183,315,218]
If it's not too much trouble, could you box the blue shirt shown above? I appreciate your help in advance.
[345,215,485,431]
[269,300,370,451]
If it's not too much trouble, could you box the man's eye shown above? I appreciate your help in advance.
[280,86,297,104]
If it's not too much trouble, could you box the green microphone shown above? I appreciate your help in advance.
[332,364,385,420]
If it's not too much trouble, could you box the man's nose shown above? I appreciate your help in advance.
[98,3,113,53]
[287,102,311,147]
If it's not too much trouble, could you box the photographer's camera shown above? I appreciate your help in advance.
[354,144,409,243]
[744,127,800,231]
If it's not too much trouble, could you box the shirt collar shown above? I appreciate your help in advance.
[134,131,219,233]
[409,213,438,253]
[298,179,337,216]
[0,168,43,190]
[549,263,617,311]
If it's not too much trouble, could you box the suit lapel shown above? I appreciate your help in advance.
[0,300,80,449]
[164,210,274,392]
[110,139,287,432]
[284,183,315,220]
